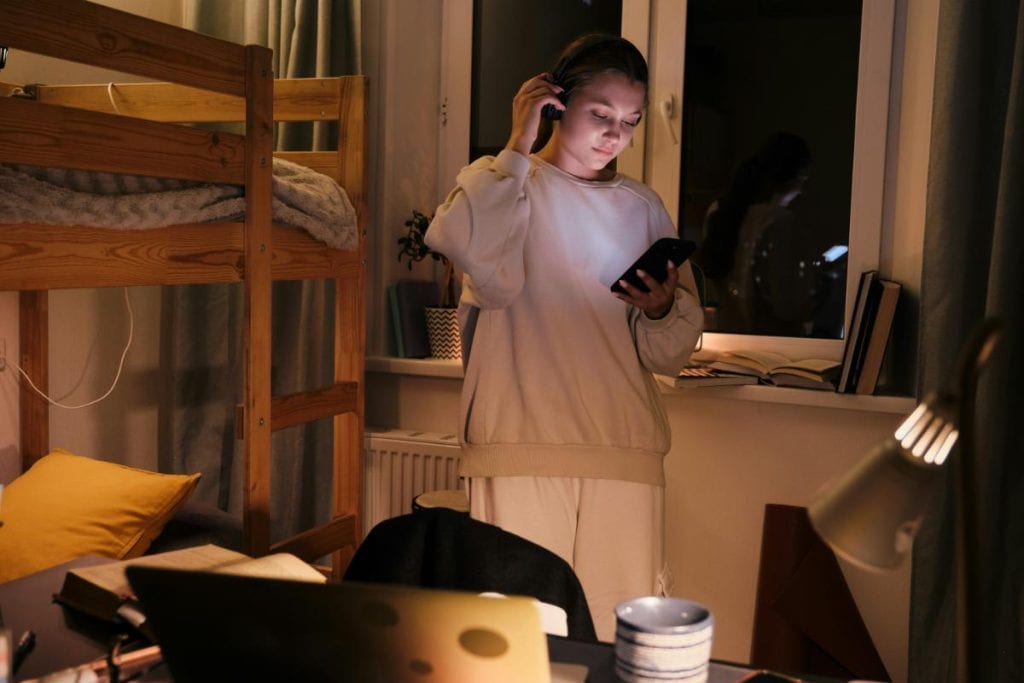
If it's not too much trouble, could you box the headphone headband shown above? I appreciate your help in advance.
[550,34,623,87]
[543,34,624,120]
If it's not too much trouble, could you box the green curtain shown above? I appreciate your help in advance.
[159,0,361,549]
[909,0,1023,680]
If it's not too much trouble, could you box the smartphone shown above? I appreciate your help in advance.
[822,244,849,263]
[610,237,697,294]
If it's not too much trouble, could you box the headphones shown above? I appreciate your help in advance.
[541,34,625,121]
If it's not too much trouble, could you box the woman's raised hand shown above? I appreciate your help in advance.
[505,73,564,157]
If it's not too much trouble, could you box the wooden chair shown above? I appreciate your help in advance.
[749,503,889,680]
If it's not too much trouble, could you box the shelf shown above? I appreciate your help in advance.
[366,355,463,378]
[366,356,916,415]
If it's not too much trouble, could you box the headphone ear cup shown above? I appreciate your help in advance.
[541,69,568,120]
[541,103,563,120]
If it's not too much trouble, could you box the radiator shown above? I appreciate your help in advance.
[363,428,462,534]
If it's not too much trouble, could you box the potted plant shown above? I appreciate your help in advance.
[396,209,461,359]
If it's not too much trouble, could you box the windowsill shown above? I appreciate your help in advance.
[366,355,463,378]
[657,382,917,415]
[366,355,916,415]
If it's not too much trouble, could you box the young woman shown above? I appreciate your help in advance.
[425,34,704,641]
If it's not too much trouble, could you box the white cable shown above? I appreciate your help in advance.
[106,82,122,114]
[8,287,135,410]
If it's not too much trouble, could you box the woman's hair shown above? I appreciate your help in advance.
[695,131,812,279]
[532,34,649,153]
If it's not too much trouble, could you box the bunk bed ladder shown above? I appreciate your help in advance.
[236,74,368,578]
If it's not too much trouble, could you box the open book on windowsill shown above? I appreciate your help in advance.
[54,544,325,637]
[656,362,761,388]
[706,350,842,391]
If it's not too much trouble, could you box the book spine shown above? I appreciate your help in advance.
[395,281,438,359]
[846,277,883,393]
[837,270,878,392]
[854,280,901,395]
[387,285,406,358]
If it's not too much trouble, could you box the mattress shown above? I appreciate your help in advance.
[0,157,358,250]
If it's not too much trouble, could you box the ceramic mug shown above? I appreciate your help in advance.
[614,597,714,683]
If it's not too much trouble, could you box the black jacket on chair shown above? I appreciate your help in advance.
[343,508,597,642]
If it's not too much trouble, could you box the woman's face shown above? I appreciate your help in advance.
[778,172,809,207]
[547,71,645,180]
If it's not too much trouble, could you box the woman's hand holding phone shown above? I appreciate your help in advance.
[611,237,696,319]
[613,260,680,319]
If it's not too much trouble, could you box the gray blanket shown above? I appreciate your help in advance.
[0,157,357,250]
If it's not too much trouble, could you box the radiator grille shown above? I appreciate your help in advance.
[363,428,462,534]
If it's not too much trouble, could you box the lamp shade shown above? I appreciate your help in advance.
[809,396,957,571]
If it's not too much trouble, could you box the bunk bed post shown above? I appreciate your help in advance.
[330,76,369,576]
[241,44,276,558]
[18,291,49,468]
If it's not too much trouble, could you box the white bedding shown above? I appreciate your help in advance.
[0,157,357,250]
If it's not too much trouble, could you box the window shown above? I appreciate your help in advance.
[440,0,894,360]
[634,0,894,359]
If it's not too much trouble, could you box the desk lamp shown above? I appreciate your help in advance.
[808,317,1001,683]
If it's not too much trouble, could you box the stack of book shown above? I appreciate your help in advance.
[660,270,901,395]
[657,363,760,388]
[837,271,902,394]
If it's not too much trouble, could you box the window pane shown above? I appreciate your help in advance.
[680,0,862,339]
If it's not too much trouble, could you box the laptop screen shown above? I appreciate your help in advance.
[126,567,551,683]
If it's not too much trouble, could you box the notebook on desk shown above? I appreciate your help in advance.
[126,566,553,683]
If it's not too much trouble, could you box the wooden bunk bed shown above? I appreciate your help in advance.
[0,0,367,576]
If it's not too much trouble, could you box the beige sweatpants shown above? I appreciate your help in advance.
[467,476,670,643]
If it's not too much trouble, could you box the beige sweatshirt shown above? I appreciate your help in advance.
[426,150,703,486]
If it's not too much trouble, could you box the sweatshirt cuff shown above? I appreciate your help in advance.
[494,149,532,178]
[639,287,703,331]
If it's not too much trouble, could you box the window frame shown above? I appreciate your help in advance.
[438,0,895,362]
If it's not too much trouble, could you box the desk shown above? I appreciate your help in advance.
[547,636,763,682]
[1,558,829,682]
[0,556,123,680]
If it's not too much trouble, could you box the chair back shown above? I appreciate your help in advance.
[344,508,597,642]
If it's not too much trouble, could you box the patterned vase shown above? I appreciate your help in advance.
[424,306,461,360]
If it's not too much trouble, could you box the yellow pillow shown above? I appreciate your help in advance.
[0,449,200,583]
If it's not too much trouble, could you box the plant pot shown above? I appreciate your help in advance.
[424,306,462,360]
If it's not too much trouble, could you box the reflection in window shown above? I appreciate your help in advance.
[680,0,862,339]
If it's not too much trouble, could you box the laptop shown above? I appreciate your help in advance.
[125,566,552,683]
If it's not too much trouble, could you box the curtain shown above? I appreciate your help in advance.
[909,1,1023,680]
[158,0,361,545]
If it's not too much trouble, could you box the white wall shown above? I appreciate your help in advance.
[661,392,911,677]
